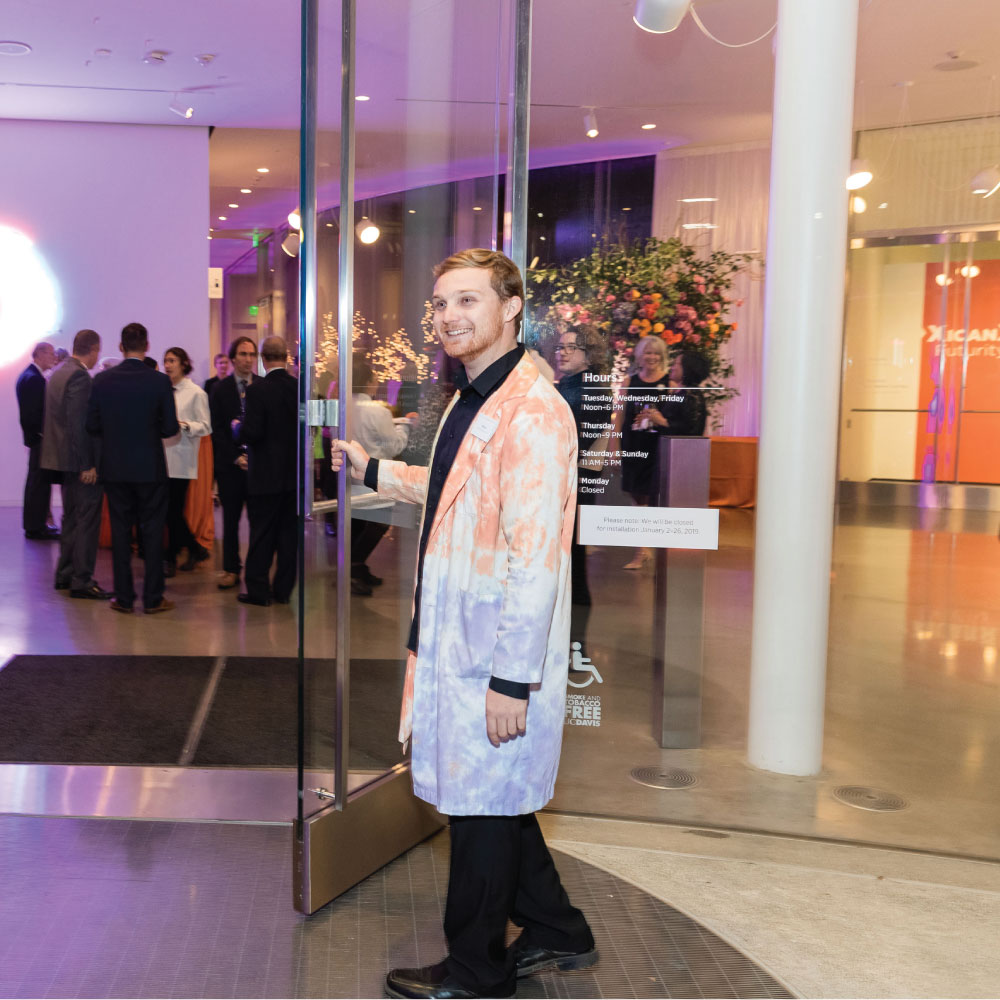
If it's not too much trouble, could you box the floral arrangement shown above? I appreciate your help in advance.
[527,237,753,417]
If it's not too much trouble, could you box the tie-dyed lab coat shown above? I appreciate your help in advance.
[375,353,578,816]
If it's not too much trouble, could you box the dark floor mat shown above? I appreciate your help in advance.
[0,654,214,765]
[192,656,406,770]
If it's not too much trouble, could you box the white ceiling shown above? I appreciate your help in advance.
[4,0,1000,268]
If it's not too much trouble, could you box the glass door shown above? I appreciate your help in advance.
[293,0,513,915]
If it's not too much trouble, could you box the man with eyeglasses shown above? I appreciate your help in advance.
[210,337,258,590]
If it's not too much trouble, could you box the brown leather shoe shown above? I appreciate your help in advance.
[109,599,133,614]
[217,572,239,590]
[144,599,175,614]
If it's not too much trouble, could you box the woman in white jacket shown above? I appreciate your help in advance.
[163,347,211,575]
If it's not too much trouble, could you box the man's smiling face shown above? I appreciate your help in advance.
[431,266,513,369]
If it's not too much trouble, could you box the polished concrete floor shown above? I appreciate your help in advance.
[3,500,1000,997]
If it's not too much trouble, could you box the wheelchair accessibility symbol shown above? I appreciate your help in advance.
[567,642,603,689]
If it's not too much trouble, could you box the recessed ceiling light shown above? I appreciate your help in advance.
[356,95,371,102]
[143,49,169,65]
[408,209,416,214]
[537,212,544,218]
[240,188,252,194]
[622,207,632,212]
[228,203,239,208]
[472,206,482,212]
[679,197,718,203]
[218,216,227,221]
[682,223,718,229]
[256,167,269,173]
[0,41,32,56]
[194,53,216,67]
[641,123,656,130]
[94,48,112,59]
[326,222,333,227]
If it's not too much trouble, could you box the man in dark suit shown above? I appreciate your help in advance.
[86,322,180,614]
[203,352,230,395]
[16,341,58,539]
[236,336,297,606]
[209,336,258,590]
[41,329,110,599]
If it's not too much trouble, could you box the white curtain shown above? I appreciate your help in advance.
[652,142,769,436]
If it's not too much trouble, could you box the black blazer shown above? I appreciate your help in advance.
[210,374,253,472]
[16,363,45,447]
[86,358,179,482]
[238,368,298,495]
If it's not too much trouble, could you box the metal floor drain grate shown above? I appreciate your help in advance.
[833,785,908,812]
[630,765,698,789]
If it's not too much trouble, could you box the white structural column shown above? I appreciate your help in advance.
[747,0,859,775]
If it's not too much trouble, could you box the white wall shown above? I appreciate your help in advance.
[0,120,209,505]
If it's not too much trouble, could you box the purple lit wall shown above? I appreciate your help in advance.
[0,120,209,505]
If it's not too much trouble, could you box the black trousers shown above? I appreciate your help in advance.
[245,490,297,602]
[105,481,169,609]
[166,478,196,559]
[350,517,389,567]
[445,814,594,995]
[23,442,52,533]
[216,463,249,575]
[54,477,103,590]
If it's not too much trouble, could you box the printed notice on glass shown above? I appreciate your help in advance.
[578,505,719,550]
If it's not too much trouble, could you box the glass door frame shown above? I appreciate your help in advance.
[292,0,534,915]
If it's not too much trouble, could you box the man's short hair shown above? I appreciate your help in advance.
[73,329,100,356]
[434,248,524,336]
[120,323,148,353]
[214,352,228,364]
[352,353,373,389]
[31,341,54,360]
[260,336,288,362]
[228,336,258,362]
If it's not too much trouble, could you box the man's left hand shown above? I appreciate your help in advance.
[485,688,527,747]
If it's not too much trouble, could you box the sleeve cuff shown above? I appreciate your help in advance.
[364,457,380,490]
[489,676,529,700]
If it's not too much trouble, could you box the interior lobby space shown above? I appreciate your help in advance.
[3,0,1000,998]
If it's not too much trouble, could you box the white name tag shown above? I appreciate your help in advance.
[470,412,499,443]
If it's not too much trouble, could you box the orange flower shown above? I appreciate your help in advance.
[638,319,652,334]
[652,322,665,333]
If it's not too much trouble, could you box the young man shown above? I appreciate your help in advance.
[86,322,180,614]
[203,352,231,395]
[41,329,110,599]
[333,249,596,999]
[16,341,58,539]
[209,337,258,590]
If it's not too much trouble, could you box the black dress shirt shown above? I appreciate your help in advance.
[365,345,529,699]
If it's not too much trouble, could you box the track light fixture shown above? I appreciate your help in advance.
[845,158,873,191]
[288,209,301,230]
[633,0,691,34]
[584,110,599,139]
[281,232,300,257]
[168,95,193,119]
[970,166,1000,198]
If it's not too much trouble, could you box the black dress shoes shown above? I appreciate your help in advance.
[237,593,271,607]
[351,563,383,587]
[54,579,71,591]
[163,560,177,578]
[26,527,60,541]
[513,939,599,978]
[180,544,211,571]
[384,962,501,999]
[71,584,112,600]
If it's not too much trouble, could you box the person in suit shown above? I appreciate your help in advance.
[40,329,110,599]
[86,322,180,614]
[334,250,596,1000]
[16,341,58,539]
[235,336,298,606]
[209,336,258,590]
[203,352,230,395]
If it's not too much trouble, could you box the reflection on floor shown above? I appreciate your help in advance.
[2,503,999,856]
[0,817,792,1000]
